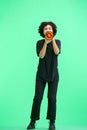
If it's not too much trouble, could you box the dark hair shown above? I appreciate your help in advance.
[38,21,57,37]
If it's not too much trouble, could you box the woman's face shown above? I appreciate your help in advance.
[43,24,53,36]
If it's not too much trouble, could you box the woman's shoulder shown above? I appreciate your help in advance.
[37,39,45,43]
[55,39,61,42]
[55,39,61,45]
[36,39,45,46]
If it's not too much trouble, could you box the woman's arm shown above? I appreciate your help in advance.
[52,38,60,55]
[39,39,51,59]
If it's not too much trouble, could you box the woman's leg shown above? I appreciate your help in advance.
[46,79,58,121]
[30,79,46,120]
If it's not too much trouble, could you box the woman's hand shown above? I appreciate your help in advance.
[45,38,52,45]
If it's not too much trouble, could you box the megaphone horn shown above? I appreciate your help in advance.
[45,31,54,40]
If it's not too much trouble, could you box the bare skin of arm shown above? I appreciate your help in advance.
[39,38,60,59]
[39,39,51,59]
[52,38,60,55]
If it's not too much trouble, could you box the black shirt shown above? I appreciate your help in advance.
[36,39,61,82]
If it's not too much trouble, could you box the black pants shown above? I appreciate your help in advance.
[30,78,58,121]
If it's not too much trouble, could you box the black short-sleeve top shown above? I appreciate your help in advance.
[36,39,61,82]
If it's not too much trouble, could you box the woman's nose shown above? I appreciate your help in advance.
[47,29,50,31]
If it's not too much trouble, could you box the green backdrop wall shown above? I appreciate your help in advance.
[0,0,87,128]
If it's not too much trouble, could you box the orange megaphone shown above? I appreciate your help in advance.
[45,31,54,40]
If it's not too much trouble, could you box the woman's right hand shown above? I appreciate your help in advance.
[45,38,51,45]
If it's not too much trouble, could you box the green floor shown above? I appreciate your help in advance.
[0,126,87,130]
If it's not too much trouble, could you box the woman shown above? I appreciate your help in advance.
[27,21,61,130]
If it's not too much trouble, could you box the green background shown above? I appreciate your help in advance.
[0,0,87,128]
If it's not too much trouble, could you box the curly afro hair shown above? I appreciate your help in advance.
[38,21,57,37]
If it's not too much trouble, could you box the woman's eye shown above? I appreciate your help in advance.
[49,28,52,30]
[44,27,52,31]
[45,28,47,30]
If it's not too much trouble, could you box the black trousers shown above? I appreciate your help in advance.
[30,78,58,121]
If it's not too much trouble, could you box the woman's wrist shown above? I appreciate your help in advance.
[52,38,55,43]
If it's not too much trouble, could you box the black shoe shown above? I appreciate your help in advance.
[49,123,55,130]
[27,121,35,129]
